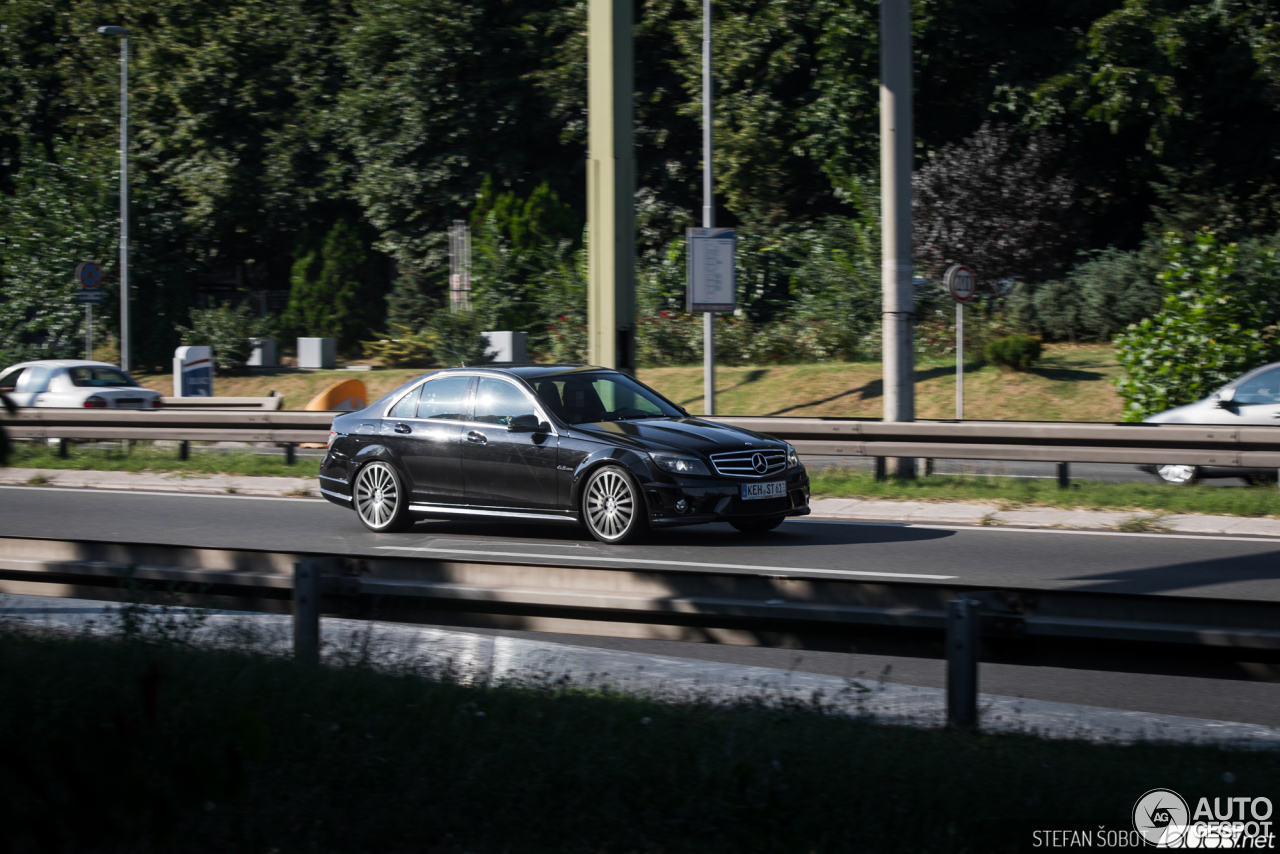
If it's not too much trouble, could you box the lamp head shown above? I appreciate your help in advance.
[97,26,130,36]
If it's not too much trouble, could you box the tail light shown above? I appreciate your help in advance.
[83,395,107,408]
[326,431,337,449]
[151,398,163,408]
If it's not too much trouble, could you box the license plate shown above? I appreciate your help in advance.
[741,481,787,500]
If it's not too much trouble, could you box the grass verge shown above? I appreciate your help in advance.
[5,441,322,478]
[1,625,1275,853]
[809,469,1280,518]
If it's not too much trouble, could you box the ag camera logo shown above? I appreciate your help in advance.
[1134,789,1190,847]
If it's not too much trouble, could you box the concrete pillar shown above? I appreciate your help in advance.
[587,0,636,374]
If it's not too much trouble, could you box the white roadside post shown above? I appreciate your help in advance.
[943,265,976,420]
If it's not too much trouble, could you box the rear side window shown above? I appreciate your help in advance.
[15,365,52,394]
[67,367,136,388]
[0,368,24,393]
[473,378,537,426]
[388,385,421,418]
[417,377,471,420]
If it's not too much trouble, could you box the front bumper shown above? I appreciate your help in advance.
[643,467,811,528]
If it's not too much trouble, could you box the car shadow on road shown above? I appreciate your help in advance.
[1062,548,1280,597]
[406,517,953,549]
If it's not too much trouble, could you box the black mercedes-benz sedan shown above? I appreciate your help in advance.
[318,364,810,543]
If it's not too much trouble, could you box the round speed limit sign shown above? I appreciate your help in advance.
[943,264,976,302]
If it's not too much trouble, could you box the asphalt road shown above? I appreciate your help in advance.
[4,485,1279,602]
[4,485,1280,726]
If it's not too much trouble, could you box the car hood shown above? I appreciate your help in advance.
[1143,399,1219,424]
[568,417,785,454]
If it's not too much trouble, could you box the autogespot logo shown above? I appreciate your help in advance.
[1032,788,1275,848]
[1134,789,1190,847]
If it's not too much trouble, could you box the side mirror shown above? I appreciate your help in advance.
[508,414,549,433]
[1217,388,1236,408]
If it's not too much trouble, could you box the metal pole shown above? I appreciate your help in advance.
[1057,462,1070,490]
[118,35,130,373]
[701,0,715,415]
[946,599,980,729]
[880,0,914,475]
[85,305,93,361]
[293,558,323,664]
[956,302,963,420]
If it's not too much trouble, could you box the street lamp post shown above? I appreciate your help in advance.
[97,26,130,372]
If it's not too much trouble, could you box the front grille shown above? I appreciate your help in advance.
[709,448,787,477]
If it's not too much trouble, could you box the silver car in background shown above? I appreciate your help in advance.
[1143,361,1280,484]
[0,360,161,409]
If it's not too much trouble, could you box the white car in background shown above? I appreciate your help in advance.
[0,360,161,409]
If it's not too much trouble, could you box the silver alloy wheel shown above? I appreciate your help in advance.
[1156,464,1197,485]
[585,469,636,542]
[355,461,400,529]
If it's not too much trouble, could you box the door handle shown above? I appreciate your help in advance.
[394,423,411,434]
[466,431,488,445]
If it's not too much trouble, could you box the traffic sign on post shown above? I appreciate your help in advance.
[686,227,736,313]
[74,260,105,359]
[943,264,977,420]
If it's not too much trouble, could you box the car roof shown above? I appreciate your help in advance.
[1,359,123,372]
[431,364,614,380]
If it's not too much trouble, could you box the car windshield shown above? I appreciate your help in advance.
[533,372,683,424]
[67,367,138,388]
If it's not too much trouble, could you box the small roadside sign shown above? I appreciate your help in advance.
[686,227,737,313]
[74,260,106,304]
[943,264,976,302]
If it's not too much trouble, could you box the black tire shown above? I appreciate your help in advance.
[353,460,414,533]
[581,465,648,544]
[1154,464,1199,485]
[729,515,785,534]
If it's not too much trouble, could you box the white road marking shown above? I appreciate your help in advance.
[375,545,958,580]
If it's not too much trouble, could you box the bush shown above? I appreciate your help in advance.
[175,303,273,374]
[425,309,495,367]
[984,334,1043,370]
[1008,248,1162,342]
[1114,231,1280,421]
[362,324,437,367]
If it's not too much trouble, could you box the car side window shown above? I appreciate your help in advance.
[0,368,25,393]
[1233,368,1280,404]
[417,377,472,420]
[15,365,51,394]
[473,377,536,426]
[388,384,421,418]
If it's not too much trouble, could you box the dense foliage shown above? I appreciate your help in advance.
[1114,232,1280,421]
[175,303,272,374]
[6,0,1280,371]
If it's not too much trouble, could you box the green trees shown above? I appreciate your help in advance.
[0,143,115,365]
[1114,232,1280,421]
[281,218,385,351]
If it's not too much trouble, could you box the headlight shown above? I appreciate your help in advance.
[786,444,800,469]
[649,452,709,476]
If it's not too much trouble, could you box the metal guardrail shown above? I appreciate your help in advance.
[2,536,1277,728]
[160,395,284,410]
[4,410,1280,473]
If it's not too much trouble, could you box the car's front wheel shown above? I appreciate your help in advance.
[729,515,785,534]
[353,461,414,532]
[1155,464,1199,485]
[582,466,648,544]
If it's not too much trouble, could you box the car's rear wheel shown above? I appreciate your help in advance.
[1155,464,1199,485]
[582,466,647,544]
[729,515,785,534]
[354,461,414,532]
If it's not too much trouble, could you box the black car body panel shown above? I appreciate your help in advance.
[319,364,810,531]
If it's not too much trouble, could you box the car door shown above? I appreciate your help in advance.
[382,375,472,505]
[1224,367,1280,425]
[462,377,560,510]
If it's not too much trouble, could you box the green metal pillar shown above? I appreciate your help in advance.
[587,0,636,373]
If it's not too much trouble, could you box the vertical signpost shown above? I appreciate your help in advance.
[943,265,976,420]
[687,225,737,414]
[74,260,107,360]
